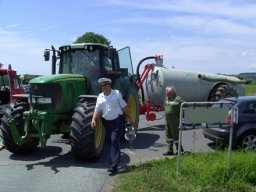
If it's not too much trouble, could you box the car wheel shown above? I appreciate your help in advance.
[237,131,256,151]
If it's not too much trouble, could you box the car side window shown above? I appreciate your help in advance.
[243,102,256,113]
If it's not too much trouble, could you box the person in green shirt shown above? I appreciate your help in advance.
[163,86,184,155]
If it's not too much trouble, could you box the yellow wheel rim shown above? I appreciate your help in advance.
[128,95,137,123]
[95,119,104,149]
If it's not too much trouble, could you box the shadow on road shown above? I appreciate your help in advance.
[9,149,115,174]
[138,124,165,132]
[121,132,160,150]
[5,124,165,173]
[7,141,112,173]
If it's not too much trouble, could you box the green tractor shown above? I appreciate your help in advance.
[0,43,140,161]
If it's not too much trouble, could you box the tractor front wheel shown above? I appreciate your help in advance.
[0,102,38,154]
[70,102,105,161]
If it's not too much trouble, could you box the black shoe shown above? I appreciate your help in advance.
[163,151,174,156]
[61,133,70,139]
[108,167,117,174]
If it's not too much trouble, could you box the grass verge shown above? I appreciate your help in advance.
[110,151,256,192]
[245,83,256,96]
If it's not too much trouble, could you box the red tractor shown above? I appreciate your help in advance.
[0,64,24,116]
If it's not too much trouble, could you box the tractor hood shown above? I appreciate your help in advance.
[29,74,85,84]
[28,74,88,113]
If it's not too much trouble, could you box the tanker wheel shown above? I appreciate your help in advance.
[0,102,38,154]
[70,102,105,162]
[208,84,237,101]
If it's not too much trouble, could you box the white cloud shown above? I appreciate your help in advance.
[241,51,256,57]
[7,24,20,28]
[108,0,256,20]
[112,34,256,74]
[0,30,51,75]
[114,14,256,36]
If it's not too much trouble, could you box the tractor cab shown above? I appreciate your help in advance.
[44,43,134,95]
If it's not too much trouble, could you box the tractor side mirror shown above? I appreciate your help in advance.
[44,50,50,61]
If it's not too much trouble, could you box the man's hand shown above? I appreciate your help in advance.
[91,111,101,128]
[91,119,96,128]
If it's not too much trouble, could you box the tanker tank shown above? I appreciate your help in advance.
[142,66,245,108]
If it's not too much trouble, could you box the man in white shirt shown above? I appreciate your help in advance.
[91,77,133,174]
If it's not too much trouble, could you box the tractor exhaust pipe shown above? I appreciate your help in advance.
[51,45,57,74]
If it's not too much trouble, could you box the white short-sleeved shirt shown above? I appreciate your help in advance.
[95,89,127,120]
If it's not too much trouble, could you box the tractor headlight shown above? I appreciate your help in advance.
[37,97,52,104]
[29,97,52,104]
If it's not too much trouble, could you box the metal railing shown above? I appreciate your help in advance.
[176,101,238,174]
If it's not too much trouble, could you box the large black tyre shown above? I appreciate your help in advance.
[0,102,38,154]
[237,131,256,151]
[208,84,237,101]
[70,102,105,161]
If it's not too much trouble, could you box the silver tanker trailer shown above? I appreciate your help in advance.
[137,56,246,112]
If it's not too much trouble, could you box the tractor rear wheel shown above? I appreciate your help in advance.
[125,86,140,131]
[209,84,237,101]
[70,102,105,161]
[0,102,38,154]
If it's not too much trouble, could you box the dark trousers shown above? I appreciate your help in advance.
[165,114,184,152]
[102,115,123,168]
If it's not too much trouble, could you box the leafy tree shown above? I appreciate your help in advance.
[74,32,111,46]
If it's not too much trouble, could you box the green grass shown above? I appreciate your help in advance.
[110,151,256,192]
[245,82,256,96]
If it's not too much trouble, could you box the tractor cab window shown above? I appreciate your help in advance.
[104,57,113,71]
[104,47,133,77]
[60,49,100,79]
[0,72,10,91]
[60,49,101,94]
[0,71,21,91]
[117,46,134,75]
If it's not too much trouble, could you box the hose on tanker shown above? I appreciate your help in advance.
[198,74,247,84]
[136,56,156,104]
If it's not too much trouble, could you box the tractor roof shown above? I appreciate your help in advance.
[59,43,109,49]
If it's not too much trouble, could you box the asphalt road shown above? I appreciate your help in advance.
[0,112,213,192]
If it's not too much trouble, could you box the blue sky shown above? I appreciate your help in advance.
[0,0,256,75]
